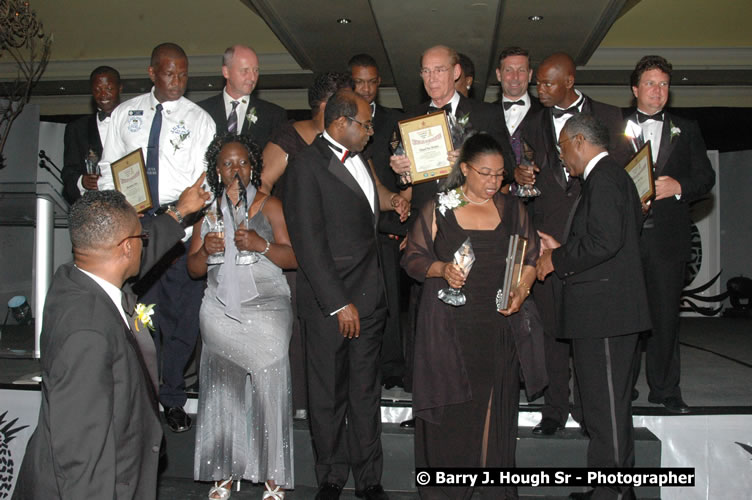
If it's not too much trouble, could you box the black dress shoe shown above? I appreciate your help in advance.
[662,396,690,414]
[532,417,564,436]
[399,418,415,428]
[164,406,192,433]
[315,482,343,500]
[355,484,389,500]
[383,376,404,390]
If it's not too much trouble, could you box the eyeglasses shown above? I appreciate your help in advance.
[118,232,149,247]
[557,135,573,148]
[420,66,450,78]
[466,163,505,179]
[347,116,374,133]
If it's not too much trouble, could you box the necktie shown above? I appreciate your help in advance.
[146,103,162,209]
[637,110,664,123]
[428,103,452,114]
[503,100,524,111]
[227,100,240,133]
[552,105,580,118]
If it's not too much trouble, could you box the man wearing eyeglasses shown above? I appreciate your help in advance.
[283,89,390,500]
[13,180,209,500]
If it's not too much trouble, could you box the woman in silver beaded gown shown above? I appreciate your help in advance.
[188,133,296,500]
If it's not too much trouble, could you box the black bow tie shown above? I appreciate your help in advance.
[503,100,524,111]
[322,136,350,162]
[637,110,664,123]
[428,103,452,114]
[551,106,580,118]
[97,110,110,121]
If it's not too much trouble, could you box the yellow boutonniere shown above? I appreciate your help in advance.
[134,303,155,332]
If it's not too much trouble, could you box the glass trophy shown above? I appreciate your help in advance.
[84,149,100,176]
[204,199,225,265]
[233,179,259,265]
[438,238,475,306]
[515,139,540,198]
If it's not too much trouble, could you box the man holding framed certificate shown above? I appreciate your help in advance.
[624,55,715,414]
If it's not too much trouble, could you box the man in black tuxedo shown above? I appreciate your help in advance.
[61,66,122,204]
[349,53,407,390]
[520,52,631,436]
[199,44,286,149]
[283,89,388,500]
[625,55,715,414]
[391,45,514,214]
[494,46,542,188]
[13,179,209,500]
[537,113,650,500]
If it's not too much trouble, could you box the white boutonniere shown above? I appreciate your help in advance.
[670,120,681,142]
[134,303,156,332]
[170,121,191,153]
[457,112,470,128]
[437,188,468,215]
[246,106,258,125]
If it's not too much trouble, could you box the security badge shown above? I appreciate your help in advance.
[127,109,144,132]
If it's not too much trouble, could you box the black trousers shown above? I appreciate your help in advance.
[138,242,205,408]
[378,233,405,380]
[572,333,639,500]
[303,305,387,490]
[639,228,686,401]
[533,276,571,425]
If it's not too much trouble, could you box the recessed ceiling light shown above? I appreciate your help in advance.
[681,76,688,81]
[528,15,543,22]
[337,18,351,24]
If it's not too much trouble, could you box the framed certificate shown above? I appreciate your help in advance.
[624,141,655,203]
[111,148,153,213]
[398,111,454,184]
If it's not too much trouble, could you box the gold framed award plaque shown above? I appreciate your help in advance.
[111,148,153,213]
[398,111,454,184]
[624,142,655,204]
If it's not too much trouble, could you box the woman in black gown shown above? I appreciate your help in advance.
[402,133,544,499]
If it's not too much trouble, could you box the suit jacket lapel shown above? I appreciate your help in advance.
[316,138,376,222]
[87,114,103,156]
[654,111,676,176]
[240,95,256,135]
[122,289,160,395]
[542,108,567,189]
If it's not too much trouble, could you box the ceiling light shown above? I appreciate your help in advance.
[681,76,688,81]
[337,18,351,24]
[528,15,543,22]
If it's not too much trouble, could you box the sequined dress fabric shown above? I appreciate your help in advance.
[194,206,294,487]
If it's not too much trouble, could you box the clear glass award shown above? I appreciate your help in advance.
[515,139,540,198]
[233,178,259,265]
[438,238,475,306]
[84,149,100,176]
[204,199,225,265]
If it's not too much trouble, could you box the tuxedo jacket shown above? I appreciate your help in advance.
[283,136,385,319]
[525,94,632,242]
[13,214,184,500]
[623,108,715,260]
[365,103,405,235]
[551,155,651,339]
[496,94,543,156]
[61,114,103,204]
[198,92,287,150]
[402,94,515,218]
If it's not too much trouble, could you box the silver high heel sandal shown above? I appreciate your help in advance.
[262,480,285,499]
[208,479,232,500]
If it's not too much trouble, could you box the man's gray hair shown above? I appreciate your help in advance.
[562,113,610,149]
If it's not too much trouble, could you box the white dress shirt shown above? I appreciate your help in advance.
[553,89,584,181]
[637,108,664,163]
[77,112,114,196]
[76,266,130,328]
[322,131,375,213]
[431,91,461,116]
[223,88,251,135]
[502,92,531,135]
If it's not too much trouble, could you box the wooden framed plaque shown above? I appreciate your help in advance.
[398,111,454,184]
[111,148,153,213]
[624,141,655,204]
